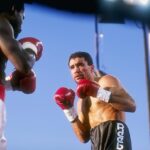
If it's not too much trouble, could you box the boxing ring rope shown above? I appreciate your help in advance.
[142,24,150,136]
[95,14,100,71]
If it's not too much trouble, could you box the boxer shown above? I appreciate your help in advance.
[54,51,136,150]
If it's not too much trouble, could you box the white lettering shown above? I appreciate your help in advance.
[116,142,124,150]
[116,123,125,150]
[117,135,124,143]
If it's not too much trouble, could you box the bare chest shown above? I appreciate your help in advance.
[78,97,123,128]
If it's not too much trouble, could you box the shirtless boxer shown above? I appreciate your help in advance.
[54,51,136,150]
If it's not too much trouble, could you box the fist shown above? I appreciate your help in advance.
[10,69,36,94]
[76,79,99,98]
[18,37,43,61]
[54,87,75,110]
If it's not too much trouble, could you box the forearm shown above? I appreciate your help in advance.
[107,87,136,112]
[3,40,34,74]
[71,117,90,143]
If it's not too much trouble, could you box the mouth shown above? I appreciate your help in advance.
[74,74,84,81]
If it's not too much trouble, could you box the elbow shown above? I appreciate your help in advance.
[78,134,90,143]
[131,103,136,112]
[79,138,90,143]
[83,139,90,143]
[129,100,136,112]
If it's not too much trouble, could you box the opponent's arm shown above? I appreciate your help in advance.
[0,18,34,73]
[76,75,136,112]
[0,19,43,73]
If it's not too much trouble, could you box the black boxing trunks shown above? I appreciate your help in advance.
[90,120,132,150]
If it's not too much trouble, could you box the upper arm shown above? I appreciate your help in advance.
[0,19,32,73]
[99,75,136,112]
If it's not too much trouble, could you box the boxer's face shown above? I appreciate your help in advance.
[69,57,94,83]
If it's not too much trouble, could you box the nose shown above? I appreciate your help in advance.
[74,66,80,73]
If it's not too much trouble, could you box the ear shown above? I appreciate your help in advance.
[90,64,95,72]
[94,69,101,77]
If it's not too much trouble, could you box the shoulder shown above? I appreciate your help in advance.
[101,74,118,80]
[97,74,121,88]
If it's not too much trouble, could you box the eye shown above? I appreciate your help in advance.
[77,63,84,67]
[70,65,74,69]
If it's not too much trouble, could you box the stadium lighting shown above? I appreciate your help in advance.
[105,0,117,2]
[140,0,149,6]
[98,0,150,24]
[124,0,149,6]
[104,0,150,6]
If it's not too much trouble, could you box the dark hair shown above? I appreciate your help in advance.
[0,0,24,13]
[68,51,93,65]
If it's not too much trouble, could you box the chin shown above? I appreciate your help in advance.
[75,78,84,83]
[74,78,79,84]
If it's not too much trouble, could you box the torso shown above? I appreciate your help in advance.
[78,97,125,129]
[77,75,125,129]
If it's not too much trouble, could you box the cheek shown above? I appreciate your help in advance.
[82,68,88,74]
[70,70,74,77]
[82,68,91,78]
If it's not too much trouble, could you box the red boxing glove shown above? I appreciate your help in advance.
[76,79,99,98]
[10,69,36,94]
[54,87,75,109]
[54,87,77,122]
[18,37,43,61]
[76,79,111,102]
